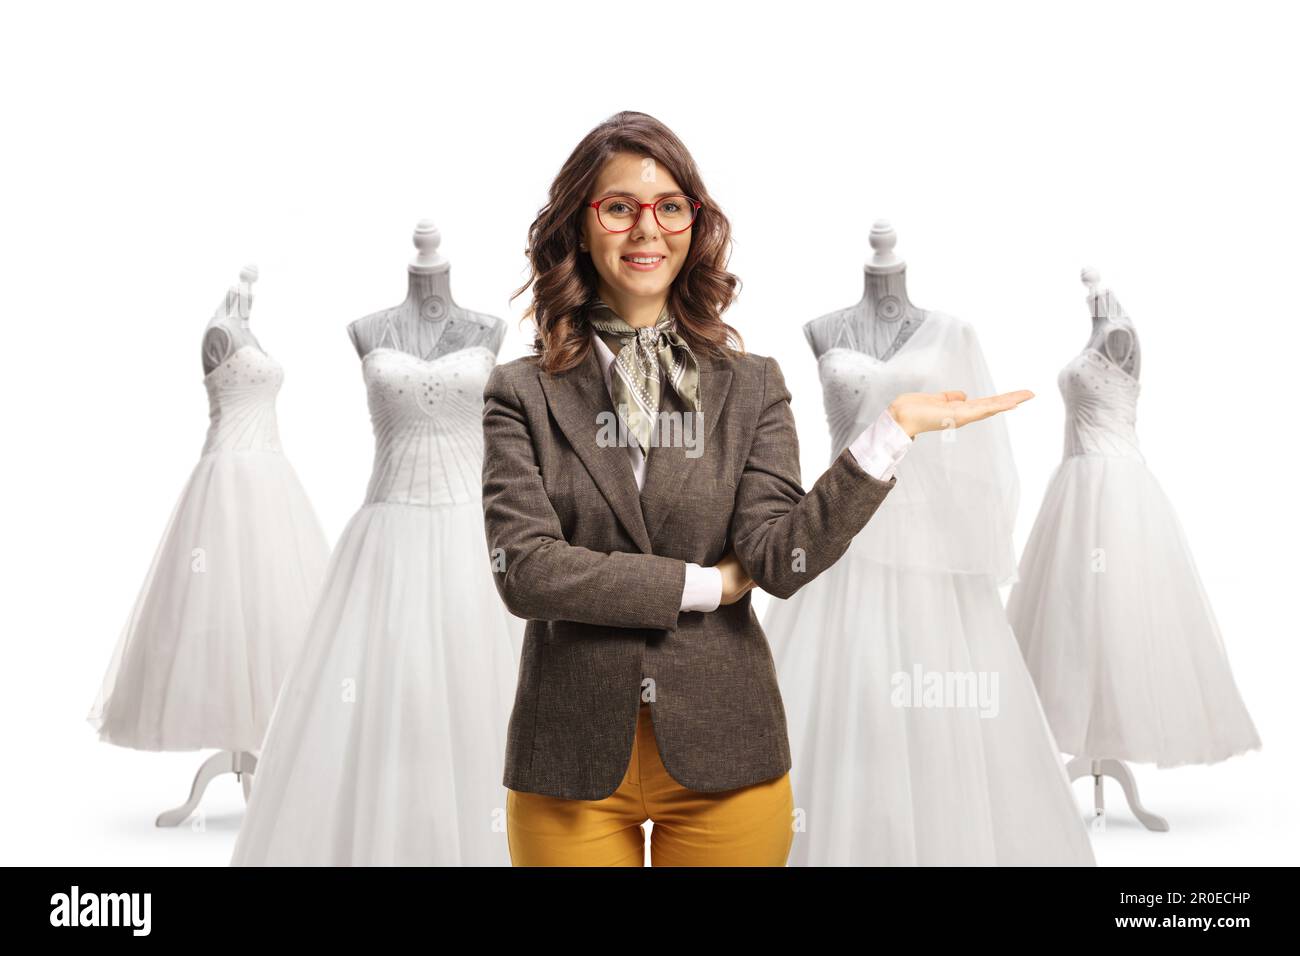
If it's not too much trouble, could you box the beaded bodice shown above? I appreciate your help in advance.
[361,345,497,507]
[1058,348,1144,462]
[201,345,284,456]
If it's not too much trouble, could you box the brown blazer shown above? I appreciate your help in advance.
[481,342,896,800]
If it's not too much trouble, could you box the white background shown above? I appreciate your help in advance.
[2,0,1296,866]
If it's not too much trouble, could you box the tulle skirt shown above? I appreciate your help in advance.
[763,538,1096,866]
[1007,454,1261,767]
[230,498,526,867]
[88,450,329,753]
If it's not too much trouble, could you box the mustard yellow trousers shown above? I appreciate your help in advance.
[506,701,794,866]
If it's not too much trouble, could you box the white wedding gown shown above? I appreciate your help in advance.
[763,310,1095,866]
[230,343,525,866]
[1006,308,1261,767]
[88,343,330,753]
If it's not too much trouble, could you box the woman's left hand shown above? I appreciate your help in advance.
[887,389,1034,439]
[715,549,756,606]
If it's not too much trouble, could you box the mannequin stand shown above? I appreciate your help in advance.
[156,750,257,827]
[1067,756,1169,832]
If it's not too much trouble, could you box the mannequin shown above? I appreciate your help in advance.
[1081,267,1141,380]
[764,221,1095,865]
[348,219,506,360]
[803,219,928,361]
[153,265,293,826]
[230,219,524,865]
[1064,267,1167,833]
[160,265,260,825]
[201,264,265,375]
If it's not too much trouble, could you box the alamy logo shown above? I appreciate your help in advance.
[596,406,704,458]
[49,886,151,936]
[889,665,1000,718]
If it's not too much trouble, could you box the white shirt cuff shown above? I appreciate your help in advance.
[848,407,913,481]
[680,563,723,612]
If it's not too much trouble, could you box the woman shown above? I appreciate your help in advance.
[481,111,1032,866]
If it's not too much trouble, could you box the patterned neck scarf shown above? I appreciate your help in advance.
[586,296,701,455]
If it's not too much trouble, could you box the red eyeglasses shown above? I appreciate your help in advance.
[588,194,702,234]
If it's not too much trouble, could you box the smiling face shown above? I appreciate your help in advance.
[580,151,694,327]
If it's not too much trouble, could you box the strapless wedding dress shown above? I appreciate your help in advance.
[88,345,329,753]
[1007,346,1261,767]
[231,345,525,866]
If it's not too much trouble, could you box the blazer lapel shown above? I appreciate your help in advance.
[539,345,654,554]
[640,357,733,545]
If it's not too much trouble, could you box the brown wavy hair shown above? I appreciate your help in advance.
[510,111,744,374]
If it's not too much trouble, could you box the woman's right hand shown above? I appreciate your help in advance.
[715,549,756,605]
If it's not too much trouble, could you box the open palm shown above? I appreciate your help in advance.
[889,389,1034,439]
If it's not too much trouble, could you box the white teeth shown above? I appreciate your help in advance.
[625,256,661,264]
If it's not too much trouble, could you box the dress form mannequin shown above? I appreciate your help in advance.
[348,219,506,360]
[803,219,928,360]
[765,222,1095,865]
[229,219,523,865]
[1064,267,1168,833]
[159,266,260,825]
[200,264,265,375]
[1081,267,1141,381]
[154,266,276,825]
